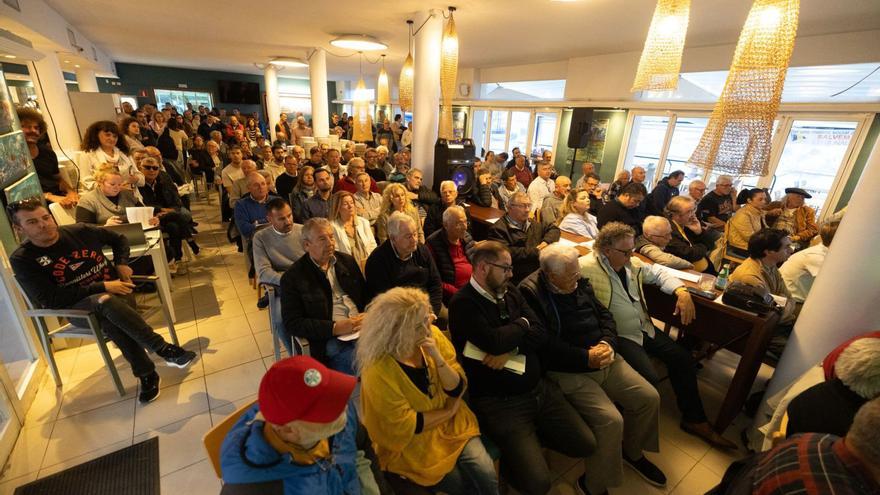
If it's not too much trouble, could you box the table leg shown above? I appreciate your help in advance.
[149,241,176,323]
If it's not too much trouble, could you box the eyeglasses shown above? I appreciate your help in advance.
[142,165,160,171]
[509,203,531,210]
[487,261,514,273]
[609,247,634,256]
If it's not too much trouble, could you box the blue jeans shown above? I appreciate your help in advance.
[325,338,356,376]
[433,437,499,495]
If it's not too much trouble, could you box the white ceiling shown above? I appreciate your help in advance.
[43,0,880,81]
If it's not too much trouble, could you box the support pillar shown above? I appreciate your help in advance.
[413,10,443,185]
[264,64,280,141]
[75,68,99,92]
[27,52,81,158]
[309,48,329,138]
[764,137,880,398]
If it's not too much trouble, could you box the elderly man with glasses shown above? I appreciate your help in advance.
[488,191,560,284]
[635,216,694,270]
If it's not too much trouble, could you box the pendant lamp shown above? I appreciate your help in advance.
[689,0,799,176]
[439,7,459,140]
[631,0,691,92]
[352,54,373,142]
[398,20,415,113]
[377,54,390,106]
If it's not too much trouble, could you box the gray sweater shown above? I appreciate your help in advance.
[252,224,305,285]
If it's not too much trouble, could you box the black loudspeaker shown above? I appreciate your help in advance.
[434,138,476,196]
[568,108,594,149]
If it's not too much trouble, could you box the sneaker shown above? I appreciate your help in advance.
[257,293,269,309]
[624,455,666,487]
[138,372,160,403]
[157,344,197,369]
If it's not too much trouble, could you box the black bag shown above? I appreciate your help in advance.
[722,281,780,315]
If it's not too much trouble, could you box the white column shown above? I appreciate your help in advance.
[264,64,280,141]
[309,48,330,138]
[27,53,81,157]
[75,68,99,92]
[413,10,443,185]
[764,137,880,398]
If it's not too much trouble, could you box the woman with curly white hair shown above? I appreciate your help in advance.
[356,287,497,494]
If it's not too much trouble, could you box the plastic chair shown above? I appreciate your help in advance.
[262,284,309,361]
[203,397,258,478]
[14,274,179,397]
[48,202,76,226]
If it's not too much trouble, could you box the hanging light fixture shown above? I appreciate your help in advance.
[631,0,691,92]
[377,54,390,106]
[398,20,415,113]
[330,34,387,51]
[439,6,459,140]
[352,53,374,142]
[689,0,800,176]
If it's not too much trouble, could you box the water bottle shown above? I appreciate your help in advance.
[715,263,730,291]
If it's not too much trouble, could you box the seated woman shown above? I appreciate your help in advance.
[663,196,715,273]
[376,183,424,244]
[557,188,599,238]
[426,205,474,305]
[329,191,377,273]
[727,188,769,258]
[187,134,216,185]
[206,140,225,185]
[357,287,497,495]
[78,120,142,191]
[138,156,199,273]
[289,165,316,222]
[119,116,145,152]
[76,167,157,227]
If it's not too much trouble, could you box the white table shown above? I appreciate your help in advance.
[103,229,176,322]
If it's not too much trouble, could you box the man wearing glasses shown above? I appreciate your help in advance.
[488,191,560,284]
[448,241,596,495]
[579,222,737,450]
[635,216,695,270]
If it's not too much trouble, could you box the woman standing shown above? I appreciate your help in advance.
[329,191,377,273]
[79,121,142,191]
[357,287,497,494]
[375,183,424,244]
[289,165,316,221]
[558,189,599,238]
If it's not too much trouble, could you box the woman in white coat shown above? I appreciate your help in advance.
[330,190,377,273]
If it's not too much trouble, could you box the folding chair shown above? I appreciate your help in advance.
[262,283,310,361]
[48,202,76,226]
[203,398,258,478]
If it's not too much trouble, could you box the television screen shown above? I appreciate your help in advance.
[217,80,261,104]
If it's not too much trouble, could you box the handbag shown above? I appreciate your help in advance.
[722,281,780,315]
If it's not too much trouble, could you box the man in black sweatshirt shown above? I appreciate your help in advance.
[8,200,196,404]
[519,243,665,494]
[448,241,595,495]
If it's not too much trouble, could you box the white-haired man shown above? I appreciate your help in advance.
[519,244,663,495]
[635,216,694,269]
[697,175,737,230]
[540,175,571,225]
[488,191,560,284]
[424,180,465,237]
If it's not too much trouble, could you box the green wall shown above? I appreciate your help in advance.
[554,108,629,184]
[836,114,880,212]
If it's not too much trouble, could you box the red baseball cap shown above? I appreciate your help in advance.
[258,356,356,425]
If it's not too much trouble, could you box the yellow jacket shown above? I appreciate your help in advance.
[727,204,767,250]
[360,326,481,486]
[767,202,819,243]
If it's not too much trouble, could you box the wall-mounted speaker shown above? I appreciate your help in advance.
[567,108,593,149]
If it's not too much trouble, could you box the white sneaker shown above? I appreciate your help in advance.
[168,260,178,275]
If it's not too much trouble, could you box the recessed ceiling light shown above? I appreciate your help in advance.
[74,64,80,68]
[271,57,308,68]
[3,54,15,59]
[330,34,387,51]
[64,60,70,63]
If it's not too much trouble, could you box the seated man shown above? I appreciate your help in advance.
[664,196,716,273]
[274,154,300,200]
[448,241,596,495]
[635,216,694,270]
[426,205,474,306]
[786,333,880,438]
[18,107,79,207]
[526,161,555,216]
[698,175,737,232]
[280,218,366,375]
[9,200,196,404]
[352,172,382,226]
[364,212,443,315]
[729,228,796,324]
[487,191,560,284]
[301,168,334,220]
[520,244,664,494]
[580,172,605,216]
[220,356,363,495]
[539,174,571,225]
[597,182,647,234]
[767,187,819,250]
[711,398,880,495]
[404,168,440,220]
[780,221,839,304]
[424,180,465,237]
[333,157,378,194]
[263,144,287,180]
[234,172,281,277]
[138,156,198,271]
[580,222,736,449]
[646,170,684,216]
[495,169,526,211]
[467,169,498,209]
[253,197,304,311]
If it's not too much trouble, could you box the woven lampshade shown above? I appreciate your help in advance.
[439,11,459,140]
[377,68,390,106]
[631,0,691,92]
[352,77,373,142]
[399,53,414,112]
[689,0,799,176]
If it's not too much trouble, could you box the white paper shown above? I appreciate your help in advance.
[125,207,154,229]
[558,237,593,249]
[652,263,702,283]
[484,217,501,224]
[337,331,360,342]
[463,341,526,375]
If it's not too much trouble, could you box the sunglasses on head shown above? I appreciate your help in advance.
[5,197,44,217]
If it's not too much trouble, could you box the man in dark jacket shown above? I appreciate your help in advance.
[138,156,198,265]
[424,180,467,237]
[519,244,663,494]
[426,205,475,305]
[664,196,716,273]
[404,168,440,213]
[487,191,560,284]
[364,212,443,314]
[646,170,684,216]
[597,182,648,234]
[448,241,596,495]
[280,218,366,375]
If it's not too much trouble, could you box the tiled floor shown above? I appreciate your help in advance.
[0,194,773,495]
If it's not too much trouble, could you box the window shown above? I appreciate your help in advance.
[622,115,670,186]
[662,117,708,190]
[507,111,531,156]
[472,110,488,155]
[533,112,558,155]
[488,110,508,153]
[769,120,859,214]
[154,89,212,113]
